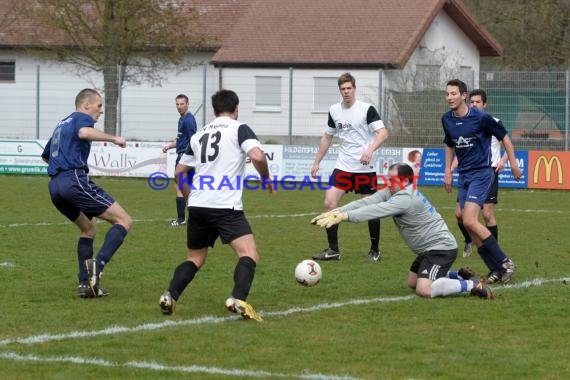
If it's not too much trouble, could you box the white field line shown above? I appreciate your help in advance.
[0,295,417,347]
[0,278,567,379]
[1,277,568,348]
[0,207,564,229]
[0,351,361,380]
[0,213,316,228]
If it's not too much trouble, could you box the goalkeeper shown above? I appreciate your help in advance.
[311,163,492,300]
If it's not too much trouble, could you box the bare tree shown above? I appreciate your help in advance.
[464,0,570,69]
[15,0,212,134]
[0,0,19,31]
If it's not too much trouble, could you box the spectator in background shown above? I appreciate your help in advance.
[162,94,197,227]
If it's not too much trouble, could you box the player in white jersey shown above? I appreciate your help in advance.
[311,163,492,299]
[311,73,388,262]
[158,90,273,321]
[453,89,509,283]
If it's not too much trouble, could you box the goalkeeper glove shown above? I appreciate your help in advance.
[310,211,348,228]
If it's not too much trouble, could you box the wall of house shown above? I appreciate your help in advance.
[0,9,481,142]
[0,51,220,141]
[218,67,383,139]
[383,11,480,91]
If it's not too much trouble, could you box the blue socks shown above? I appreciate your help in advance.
[95,224,128,272]
[77,237,93,283]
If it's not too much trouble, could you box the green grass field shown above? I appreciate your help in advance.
[1,175,569,379]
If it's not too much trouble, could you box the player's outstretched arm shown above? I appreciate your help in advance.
[310,210,348,228]
[78,127,126,147]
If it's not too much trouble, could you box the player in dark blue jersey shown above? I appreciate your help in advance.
[442,79,522,283]
[41,88,133,298]
[162,94,197,227]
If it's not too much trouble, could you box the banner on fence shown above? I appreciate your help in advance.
[1,139,568,190]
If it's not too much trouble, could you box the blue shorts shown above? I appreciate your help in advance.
[457,167,494,209]
[48,169,115,221]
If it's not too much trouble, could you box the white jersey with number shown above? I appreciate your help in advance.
[326,100,385,173]
[179,116,261,210]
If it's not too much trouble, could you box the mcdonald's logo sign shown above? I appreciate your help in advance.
[528,151,570,189]
[533,155,563,185]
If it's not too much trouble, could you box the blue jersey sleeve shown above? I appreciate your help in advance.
[41,138,52,161]
[482,113,507,141]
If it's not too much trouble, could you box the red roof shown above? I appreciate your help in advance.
[0,0,502,67]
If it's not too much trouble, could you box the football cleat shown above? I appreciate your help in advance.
[487,270,501,284]
[367,249,381,262]
[159,291,176,315]
[85,259,100,296]
[78,283,94,298]
[225,297,263,322]
[169,219,186,227]
[462,242,473,257]
[458,266,475,280]
[96,288,110,297]
[499,259,516,283]
[312,247,341,261]
[78,284,109,298]
[470,276,494,300]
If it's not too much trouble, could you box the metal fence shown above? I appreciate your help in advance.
[384,71,569,151]
[0,65,568,151]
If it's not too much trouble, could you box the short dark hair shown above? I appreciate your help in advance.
[469,89,487,104]
[211,89,239,115]
[389,162,415,179]
[446,79,468,94]
[338,72,356,88]
[75,88,100,108]
[175,94,189,103]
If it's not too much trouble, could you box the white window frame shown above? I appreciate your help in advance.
[313,77,339,113]
[0,61,16,83]
[255,76,282,112]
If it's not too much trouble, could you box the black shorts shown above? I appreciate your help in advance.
[409,249,457,280]
[48,169,115,221]
[186,207,253,249]
[485,170,499,204]
[330,169,377,195]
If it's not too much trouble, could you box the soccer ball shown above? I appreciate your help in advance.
[294,259,322,287]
